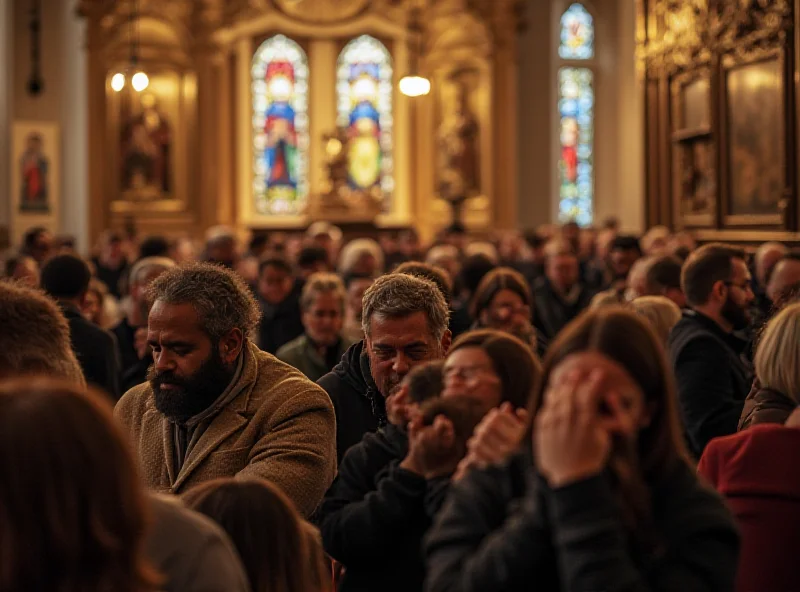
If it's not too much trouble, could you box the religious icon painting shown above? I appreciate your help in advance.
[19,131,50,213]
[558,67,594,226]
[252,34,310,215]
[336,35,394,209]
[13,122,58,216]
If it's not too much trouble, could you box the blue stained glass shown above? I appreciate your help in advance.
[560,4,595,60]
[251,34,310,215]
[558,67,594,225]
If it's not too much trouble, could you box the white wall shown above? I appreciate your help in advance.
[516,0,644,232]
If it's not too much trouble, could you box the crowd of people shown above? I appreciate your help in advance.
[2,219,800,591]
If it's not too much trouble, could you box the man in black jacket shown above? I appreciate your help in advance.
[668,243,754,457]
[40,254,121,399]
[318,273,452,462]
[531,240,594,340]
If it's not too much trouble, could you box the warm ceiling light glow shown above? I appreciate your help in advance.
[111,72,125,92]
[399,75,431,97]
[131,71,149,92]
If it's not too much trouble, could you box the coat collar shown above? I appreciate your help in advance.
[149,341,261,490]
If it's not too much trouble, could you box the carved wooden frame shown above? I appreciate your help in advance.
[670,66,714,228]
[719,46,789,228]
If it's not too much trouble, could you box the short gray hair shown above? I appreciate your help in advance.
[148,263,261,342]
[129,256,175,287]
[301,272,346,312]
[362,273,450,340]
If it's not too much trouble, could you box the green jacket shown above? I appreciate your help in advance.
[276,334,355,383]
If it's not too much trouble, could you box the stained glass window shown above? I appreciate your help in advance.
[559,4,594,60]
[251,35,309,215]
[558,67,594,226]
[336,35,394,207]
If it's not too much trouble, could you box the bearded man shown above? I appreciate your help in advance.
[668,244,754,458]
[318,273,451,462]
[115,263,336,517]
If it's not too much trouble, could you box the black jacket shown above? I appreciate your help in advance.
[61,303,121,400]
[318,423,448,592]
[256,281,304,354]
[668,310,753,457]
[318,341,386,462]
[531,277,594,341]
[425,454,739,592]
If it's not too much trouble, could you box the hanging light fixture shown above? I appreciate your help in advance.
[399,4,430,97]
[111,0,148,92]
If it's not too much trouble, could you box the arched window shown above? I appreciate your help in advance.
[251,35,310,215]
[336,35,394,207]
[557,3,594,226]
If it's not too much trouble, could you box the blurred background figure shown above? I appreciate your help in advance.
[338,238,384,278]
[257,256,304,354]
[20,226,53,265]
[297,244,332,280]
[342,272,374,343]
[40,254,120,400]
[3,253,39,287]
[277,273,354,382]
[92,230,129,298]
[82,277,119,329]
[640,225,671,256]
[630,295,682,345]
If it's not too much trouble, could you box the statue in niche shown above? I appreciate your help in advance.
[121,92,171,197]
[437,76,480,202]
[19,132,49,213]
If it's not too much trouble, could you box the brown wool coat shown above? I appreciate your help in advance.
[115,341,337,517]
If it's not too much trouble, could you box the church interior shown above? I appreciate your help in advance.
[4,0,794,248]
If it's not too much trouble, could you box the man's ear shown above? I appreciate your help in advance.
[218,328,244,364]
[441,329,453,356]
[710,280,727,303]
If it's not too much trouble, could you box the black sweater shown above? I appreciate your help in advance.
[668,310,753,457]
[424,454,739,592]
[318,424,450,592]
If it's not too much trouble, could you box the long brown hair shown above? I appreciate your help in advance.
[183,478,317,592]
[529,307,689,541]
[470,267,531,321]
[0,378,159,592]
[449,329,542,409]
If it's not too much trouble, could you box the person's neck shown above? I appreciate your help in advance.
[692,304,732,333]
[58,297,82,310]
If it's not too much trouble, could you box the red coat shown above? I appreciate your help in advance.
[698,425,800,592]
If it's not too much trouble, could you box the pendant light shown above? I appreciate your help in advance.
[399,3,430,97]
[111,0,148,92]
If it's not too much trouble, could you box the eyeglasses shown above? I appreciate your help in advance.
[724,280,754,293]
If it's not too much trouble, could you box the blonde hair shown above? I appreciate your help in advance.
[630,296,681,345]
[755,302,800,401]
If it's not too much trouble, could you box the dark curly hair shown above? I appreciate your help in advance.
[148,263,261,342]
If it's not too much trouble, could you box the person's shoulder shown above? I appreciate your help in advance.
[146,494,250,592]
[275,334,307,360]
[251,347,332,407]
[115,381,154,420]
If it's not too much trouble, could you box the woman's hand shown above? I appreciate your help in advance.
[455,403,528,481]
[534,369,617,488]
[386,385,414,428]
[401,415,461,479]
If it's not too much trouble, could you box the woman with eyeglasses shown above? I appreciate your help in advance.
[470,267,547,357]
[424,308,739,592]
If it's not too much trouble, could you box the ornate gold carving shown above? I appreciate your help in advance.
[272,0,371,23]
[641,0,792,75]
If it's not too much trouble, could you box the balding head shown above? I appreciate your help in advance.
[767,254,800,303]
[755,242,788,288]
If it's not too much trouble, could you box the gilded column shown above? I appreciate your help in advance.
[489,0,521,230]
